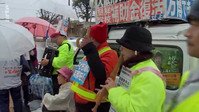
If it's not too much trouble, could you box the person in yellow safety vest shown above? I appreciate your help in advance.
[101,26,166,112]
[166,1,199,112]
[72,22,118,112]
[40,31,74,94]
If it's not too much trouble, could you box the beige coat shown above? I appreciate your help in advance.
[42,82,75,112]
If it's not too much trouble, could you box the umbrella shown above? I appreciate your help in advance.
[16,17,57,38]
[33,0,77,19]
[0,21,35,60]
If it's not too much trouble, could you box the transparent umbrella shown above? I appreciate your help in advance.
[34,0,77,19]
[0,21,35,60]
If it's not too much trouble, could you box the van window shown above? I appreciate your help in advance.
[109,43,121,56]
[74,49,84,65]
[152,45,183,90]
[73,43,121,64]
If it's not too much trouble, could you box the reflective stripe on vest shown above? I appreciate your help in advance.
[71,46,112,102]
[131,66,165,83]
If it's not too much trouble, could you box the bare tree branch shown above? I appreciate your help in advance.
[37,9,61,24]
[73,0,94,22]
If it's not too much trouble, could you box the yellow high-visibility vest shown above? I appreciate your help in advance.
[171,71,199,112]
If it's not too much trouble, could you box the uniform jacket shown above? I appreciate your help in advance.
[52,40,74,74]
[108,59,165,112]
[74,42,118,104]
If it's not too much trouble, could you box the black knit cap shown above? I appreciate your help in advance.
[116,26,153,52]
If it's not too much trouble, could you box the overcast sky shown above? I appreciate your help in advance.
[0,0,38,21]
[0,0,77,22]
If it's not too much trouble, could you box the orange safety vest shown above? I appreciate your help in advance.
[71,46,112,102]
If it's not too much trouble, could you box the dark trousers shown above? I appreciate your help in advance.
[51,75,59,95]
[75,102,110,112]
[22,84,29,105]
[0,86,23,112]
[21,73,30,106]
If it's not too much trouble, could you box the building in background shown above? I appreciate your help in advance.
[0,0,12,22]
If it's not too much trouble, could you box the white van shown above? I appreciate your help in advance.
[73,23,199,111]
[74,23,199,88]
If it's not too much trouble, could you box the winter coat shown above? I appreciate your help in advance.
[0,56,28,89]
[42,82,75,112]
[108,59,165,112]
[52,40,74,74]
[74,42,118,104]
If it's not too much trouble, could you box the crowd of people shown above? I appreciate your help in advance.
[0,1,199,112]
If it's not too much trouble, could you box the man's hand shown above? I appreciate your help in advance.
[79,37,93,48]
[40,58,49,66]
[100,77,116,91]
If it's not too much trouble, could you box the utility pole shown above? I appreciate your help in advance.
[0,0,10,21]
[0,0,6,19]
[68,0,70,6]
